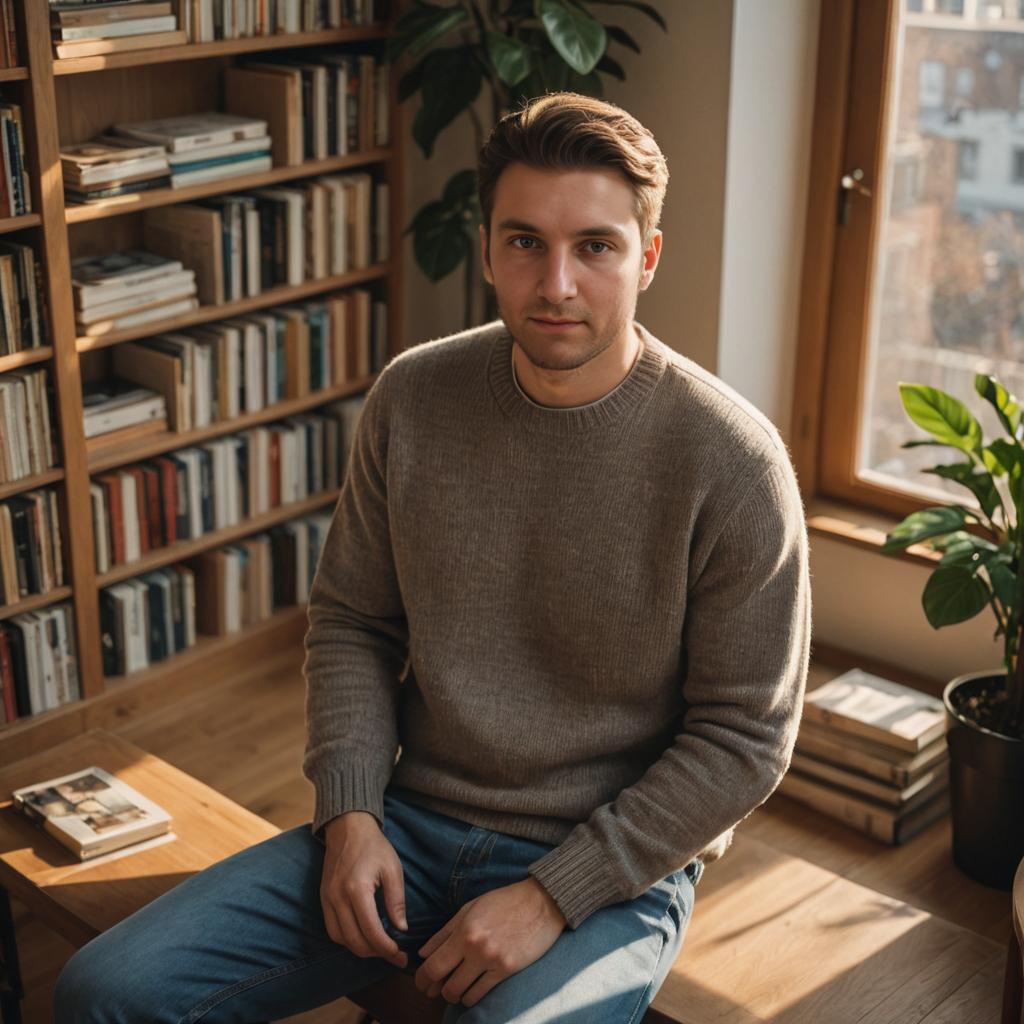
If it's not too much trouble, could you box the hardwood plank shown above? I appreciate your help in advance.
[915,953,1005,1024]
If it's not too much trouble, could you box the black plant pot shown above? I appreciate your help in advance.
[943,670,1024,890]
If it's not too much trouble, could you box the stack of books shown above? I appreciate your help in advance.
[82,377,167,442]
[11,767,172,860]
[0,101,31,218]
[0,240,48,353]
[71,250,199,338]
[0,487,65,603]
[50,1,187,61]
[111,113,272,189]
[780,668,950,844]
[0,368,56,483]
[61,137,171,205]
[0,1,18,68]
[0,603,80,723]
[182,0,386,43]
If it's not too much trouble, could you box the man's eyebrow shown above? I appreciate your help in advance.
[496,218,628,242]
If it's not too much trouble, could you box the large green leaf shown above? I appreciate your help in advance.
[385,2,470,63]
[412,47,483,158]
[485,31,533,85]
[398,60,428,102]
[935,530,999,572]
[410,199,473,281]
[923,462,1001,520]
[987,561,1017,610]
[975,373,1022,438]
[443,168,479,204]
[584,0,668,31]
[596,53,625,79]
[899,382,983,455]
[882,506,970,553]
[605,24,641,52]
[536,0,607,75]
[922,565,991,628]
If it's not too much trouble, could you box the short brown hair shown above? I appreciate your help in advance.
[477,92,669,250]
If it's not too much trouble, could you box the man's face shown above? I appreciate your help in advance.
[480,163,661,372]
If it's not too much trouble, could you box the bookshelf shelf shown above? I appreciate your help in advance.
[95,487,341,587]
[0,346,52,373]
[0,586,73,622]
[51,25,390,76]
[87,375,376,474]
[76,262,391,351]
[0,467,64,501]
[65,148,393,224]
[0,213,42,234]
[0,68,28,82]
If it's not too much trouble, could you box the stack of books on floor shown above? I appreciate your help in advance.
[61,137,171,204]
[0,1,19,68]
[50,0,187,61]
[0,368,57,482]
[182,0,387,43]
[0,487,65,603]
[71,249,199,338]
[0,101,31,217]
[0,240,48,352]
[0,602,80,723]
[111,113,272,189]
[779,667,950,844]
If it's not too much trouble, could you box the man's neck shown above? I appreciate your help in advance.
[512,325,643,409]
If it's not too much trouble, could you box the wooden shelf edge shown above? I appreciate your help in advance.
[87,376,375,474]
[0,214,39,235]
[0,67,28,82]
[51,25,389,75]
[76,262,390,351]
[0,346,52,373]
[0,586,73,622]
[65,149,392,223]
[0,605,308,762]
[95,488,341,587]
[0,467,64,501]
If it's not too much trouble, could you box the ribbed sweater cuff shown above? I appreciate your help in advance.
[308,761,386,844]
[527,833,622,930]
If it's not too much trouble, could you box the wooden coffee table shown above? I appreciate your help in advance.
[0,728,280,1024]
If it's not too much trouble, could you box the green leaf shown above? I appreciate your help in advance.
[485,30,533,85]
[935,530,999,571]
[901,439,954,449]
[398,60,428,103]
[584,0,668,31]
[536,0,607,75]
[412,47,483,158]
[605,24,641,53]
[987,561,1017,610]
[975,373,1022,438]
[385,2,470,63]
[443,168,479,204]
[596,53,626,79]
[922,462,1001,519]
[410,199,473,281]
[882,506,969,553]
[899,382,983,455]
[922,565,991,628]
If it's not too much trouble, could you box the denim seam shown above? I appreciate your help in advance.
[625,921,669,1024]
[178,944,347,1024]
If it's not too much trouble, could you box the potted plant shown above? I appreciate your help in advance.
[882,374,1024,889]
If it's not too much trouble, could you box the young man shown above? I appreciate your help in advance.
[54,93,810,1024]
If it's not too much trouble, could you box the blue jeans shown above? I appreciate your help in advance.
[53,788,701,1023]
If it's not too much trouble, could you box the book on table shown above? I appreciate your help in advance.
[11,765,172,861]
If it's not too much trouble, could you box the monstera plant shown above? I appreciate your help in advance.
[383,0,668,326]
[881,374,1024,888]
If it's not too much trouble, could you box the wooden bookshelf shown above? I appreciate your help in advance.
[0,0,405,748]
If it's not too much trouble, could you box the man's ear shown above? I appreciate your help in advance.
[639,230,662,291]
[480,224,493,286]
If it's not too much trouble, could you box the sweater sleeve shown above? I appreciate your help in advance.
[527,459,812,928]
[302,369,408,844]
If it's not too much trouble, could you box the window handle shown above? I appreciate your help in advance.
[838,167,873,226]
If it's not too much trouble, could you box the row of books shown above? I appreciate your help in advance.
[0,368,57,483]
[89,397,363,572]
[779,668,950,844]
[100,510,332,676]
[0,488,65,606]
[225,52,388,165]
[62,113,271,203]
[50,0,186,60]
[0,239,48,354]
[0,101,30,218]
[142,170,386,304]
[183,0,386,43]
[0,0,18,68]
[88,291,382,441]
[0,602,80,725]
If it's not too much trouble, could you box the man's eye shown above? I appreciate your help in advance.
[511,237,537,249]
[510,237,611,254]
[585,241,610,254]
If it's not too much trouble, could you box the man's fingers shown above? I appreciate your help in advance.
[418,921,452,959]
[440,960,488,1005]
[320,893,345,947]
[462,970,502,1008]
[380,862,408,931]
[351,886,406,963]
[335,901,375,959]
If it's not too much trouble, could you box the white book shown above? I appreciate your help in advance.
[83,393,165,439]
[76,275,197,323]
[118,471,141,563]
[90,483,110,574]
[252,187,304,285]
[126,579,149,672]
[15,614,44,714]
[113,111,268,154]
[72,250,183,292]
[181,566,197,646]
[318,175,347,274]
[169,155,272,188]
[178,449,203,539]
[49,606,70,706]
[82,297,200,337]
[166,134,273,165]
[244,205,261,298]
[76,269,196,313]
[56,15,179,41]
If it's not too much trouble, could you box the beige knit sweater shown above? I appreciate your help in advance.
[302,319,812,929]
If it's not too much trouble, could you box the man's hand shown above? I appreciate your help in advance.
[414,877,567,1007]
[320,811,409,968]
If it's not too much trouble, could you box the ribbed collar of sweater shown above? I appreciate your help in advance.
[487,320,668,436]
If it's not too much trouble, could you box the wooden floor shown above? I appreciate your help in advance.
[4,652,1014,1023]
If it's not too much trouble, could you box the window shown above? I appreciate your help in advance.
[955,66,974,96]
[793,0,1024,518]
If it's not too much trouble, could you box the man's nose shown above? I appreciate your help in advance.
[537,251,578,304]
